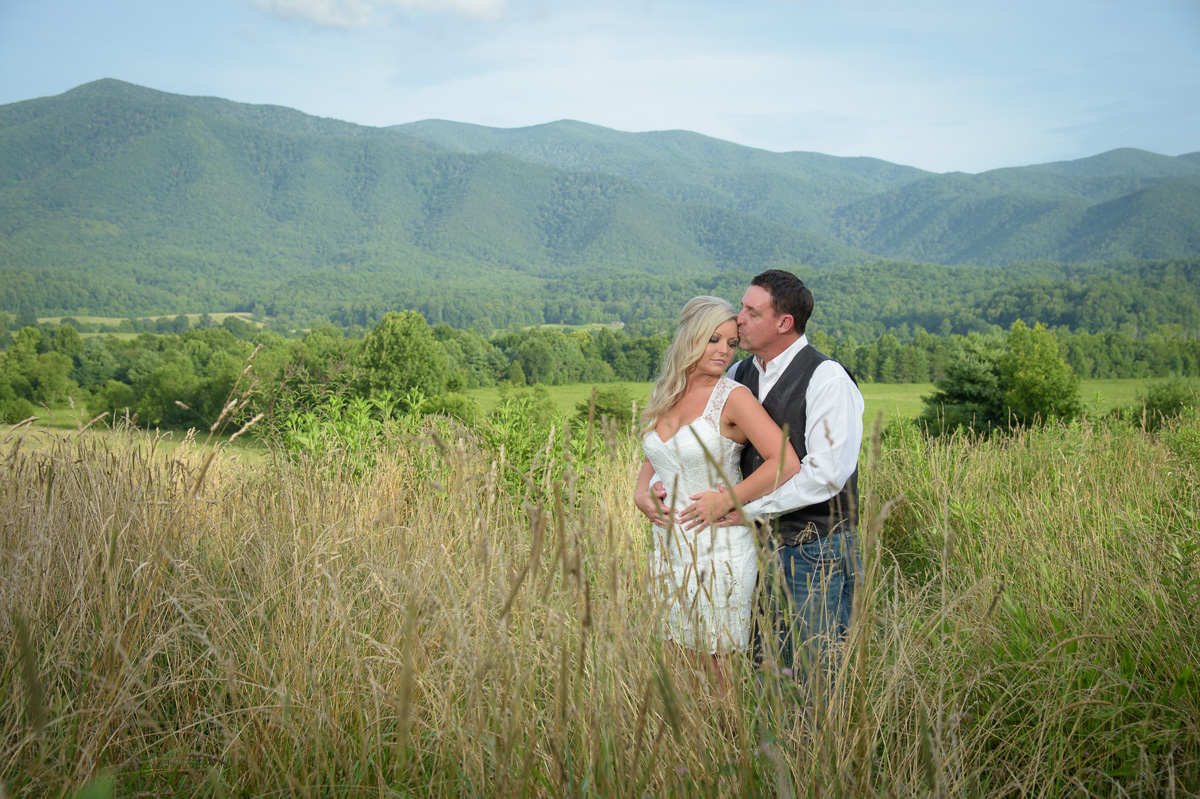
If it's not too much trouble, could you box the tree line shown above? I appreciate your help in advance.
[5,259,1198,343]
[2,310,1198,427]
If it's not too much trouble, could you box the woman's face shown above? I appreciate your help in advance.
[690,319,739,378]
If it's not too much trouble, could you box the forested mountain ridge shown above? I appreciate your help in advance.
[1,79,1198,331]
[395,118,931,235]
[830,172,1200,264]
[399,120,1200,266]
[0,79,867,327]
[1022,148,1200,179]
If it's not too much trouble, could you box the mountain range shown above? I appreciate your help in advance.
[1,79,1197,328]
[396,119,1200,265]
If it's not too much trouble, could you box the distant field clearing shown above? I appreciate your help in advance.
[37,312,261,326]
[467,378,1155,424]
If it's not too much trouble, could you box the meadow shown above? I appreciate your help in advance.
[468,379,1155,425]
[37,313,260,328]
[1,374,1197,797]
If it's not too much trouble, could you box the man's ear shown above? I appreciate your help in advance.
[777,314,795,335]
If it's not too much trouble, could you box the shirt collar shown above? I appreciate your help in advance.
[753,334,808,379]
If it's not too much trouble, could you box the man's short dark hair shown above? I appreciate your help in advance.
[750,269,814,334]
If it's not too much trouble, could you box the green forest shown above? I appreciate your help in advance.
[2,80,1199,334]
[3,306,1198,432]
[2,80,1199,433]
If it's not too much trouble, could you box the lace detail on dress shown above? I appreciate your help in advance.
[648,379,743,501]
[701,375,740,433]
[641,375,755,653]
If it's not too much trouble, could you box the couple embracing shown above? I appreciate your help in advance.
[634,269,864,687]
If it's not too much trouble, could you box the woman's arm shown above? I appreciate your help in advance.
[634,457,672,526]
[676,387,800,530]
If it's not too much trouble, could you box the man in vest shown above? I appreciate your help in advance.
[651,269,865,679]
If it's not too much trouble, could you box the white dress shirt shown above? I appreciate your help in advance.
[738,334,865,517]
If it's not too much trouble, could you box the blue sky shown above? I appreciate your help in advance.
[1,0,1197,173]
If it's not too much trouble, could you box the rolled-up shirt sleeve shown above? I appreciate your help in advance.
[741,360,864,517]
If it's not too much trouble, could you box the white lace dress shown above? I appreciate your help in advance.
[642,376,757,653]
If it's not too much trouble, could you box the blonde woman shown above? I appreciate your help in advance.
[635,296,800,676]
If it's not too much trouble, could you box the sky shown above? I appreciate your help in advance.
[1,0,1198,174]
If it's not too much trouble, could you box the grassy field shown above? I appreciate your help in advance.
[862,378,1168,424]
[3,406,269,465]
[37,312,260,327]
[7,376,1160,468]
[2,393,1197,796]
[466,381,655,416]
[469,378,1160,425]
[534,322,628,333]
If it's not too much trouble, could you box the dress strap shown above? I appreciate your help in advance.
[701,376,741,432]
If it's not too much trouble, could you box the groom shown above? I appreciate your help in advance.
[651,269,865,676]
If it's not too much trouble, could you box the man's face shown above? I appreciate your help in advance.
[736,285,780,356]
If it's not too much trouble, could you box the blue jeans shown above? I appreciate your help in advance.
[755,527,860,681]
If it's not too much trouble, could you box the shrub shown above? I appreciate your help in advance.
[1159,404,1200,468]
[1133,376,1199,431]
[87,380,138,423]
[574,384,635,428]
[424,392,481,423]
[0,395,37,423]
[357,311,450,405]
[920,321,1081,435]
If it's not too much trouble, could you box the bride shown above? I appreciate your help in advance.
[634,296,800,678]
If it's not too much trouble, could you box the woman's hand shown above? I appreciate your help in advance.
[677,488,735,531]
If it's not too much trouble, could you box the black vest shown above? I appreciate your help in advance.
[733,346,859,546]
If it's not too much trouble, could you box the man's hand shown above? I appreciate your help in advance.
[634,480,671,526]
[722,508,747,527]
[678,485,753,531]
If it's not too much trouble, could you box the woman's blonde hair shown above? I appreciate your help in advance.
[641,296,738,434]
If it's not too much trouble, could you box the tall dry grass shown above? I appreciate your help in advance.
[1,409,1197,797]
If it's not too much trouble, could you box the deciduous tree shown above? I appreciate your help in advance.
[357,311,450,407]
[1000,320,1081,425]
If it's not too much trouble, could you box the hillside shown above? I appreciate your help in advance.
[0,80,867,327]
[395,119,930,235]
[1022,148,1200,179]
[1,80,1198,327]
[400,121,1200,267]
[829,169,1200,264]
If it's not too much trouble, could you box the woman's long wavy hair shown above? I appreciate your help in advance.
[641,296,737,435]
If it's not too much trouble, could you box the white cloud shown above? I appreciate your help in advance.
[247,0,507,29]
[229,0,1199,171]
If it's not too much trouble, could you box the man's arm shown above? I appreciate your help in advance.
[740,360,864,517]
